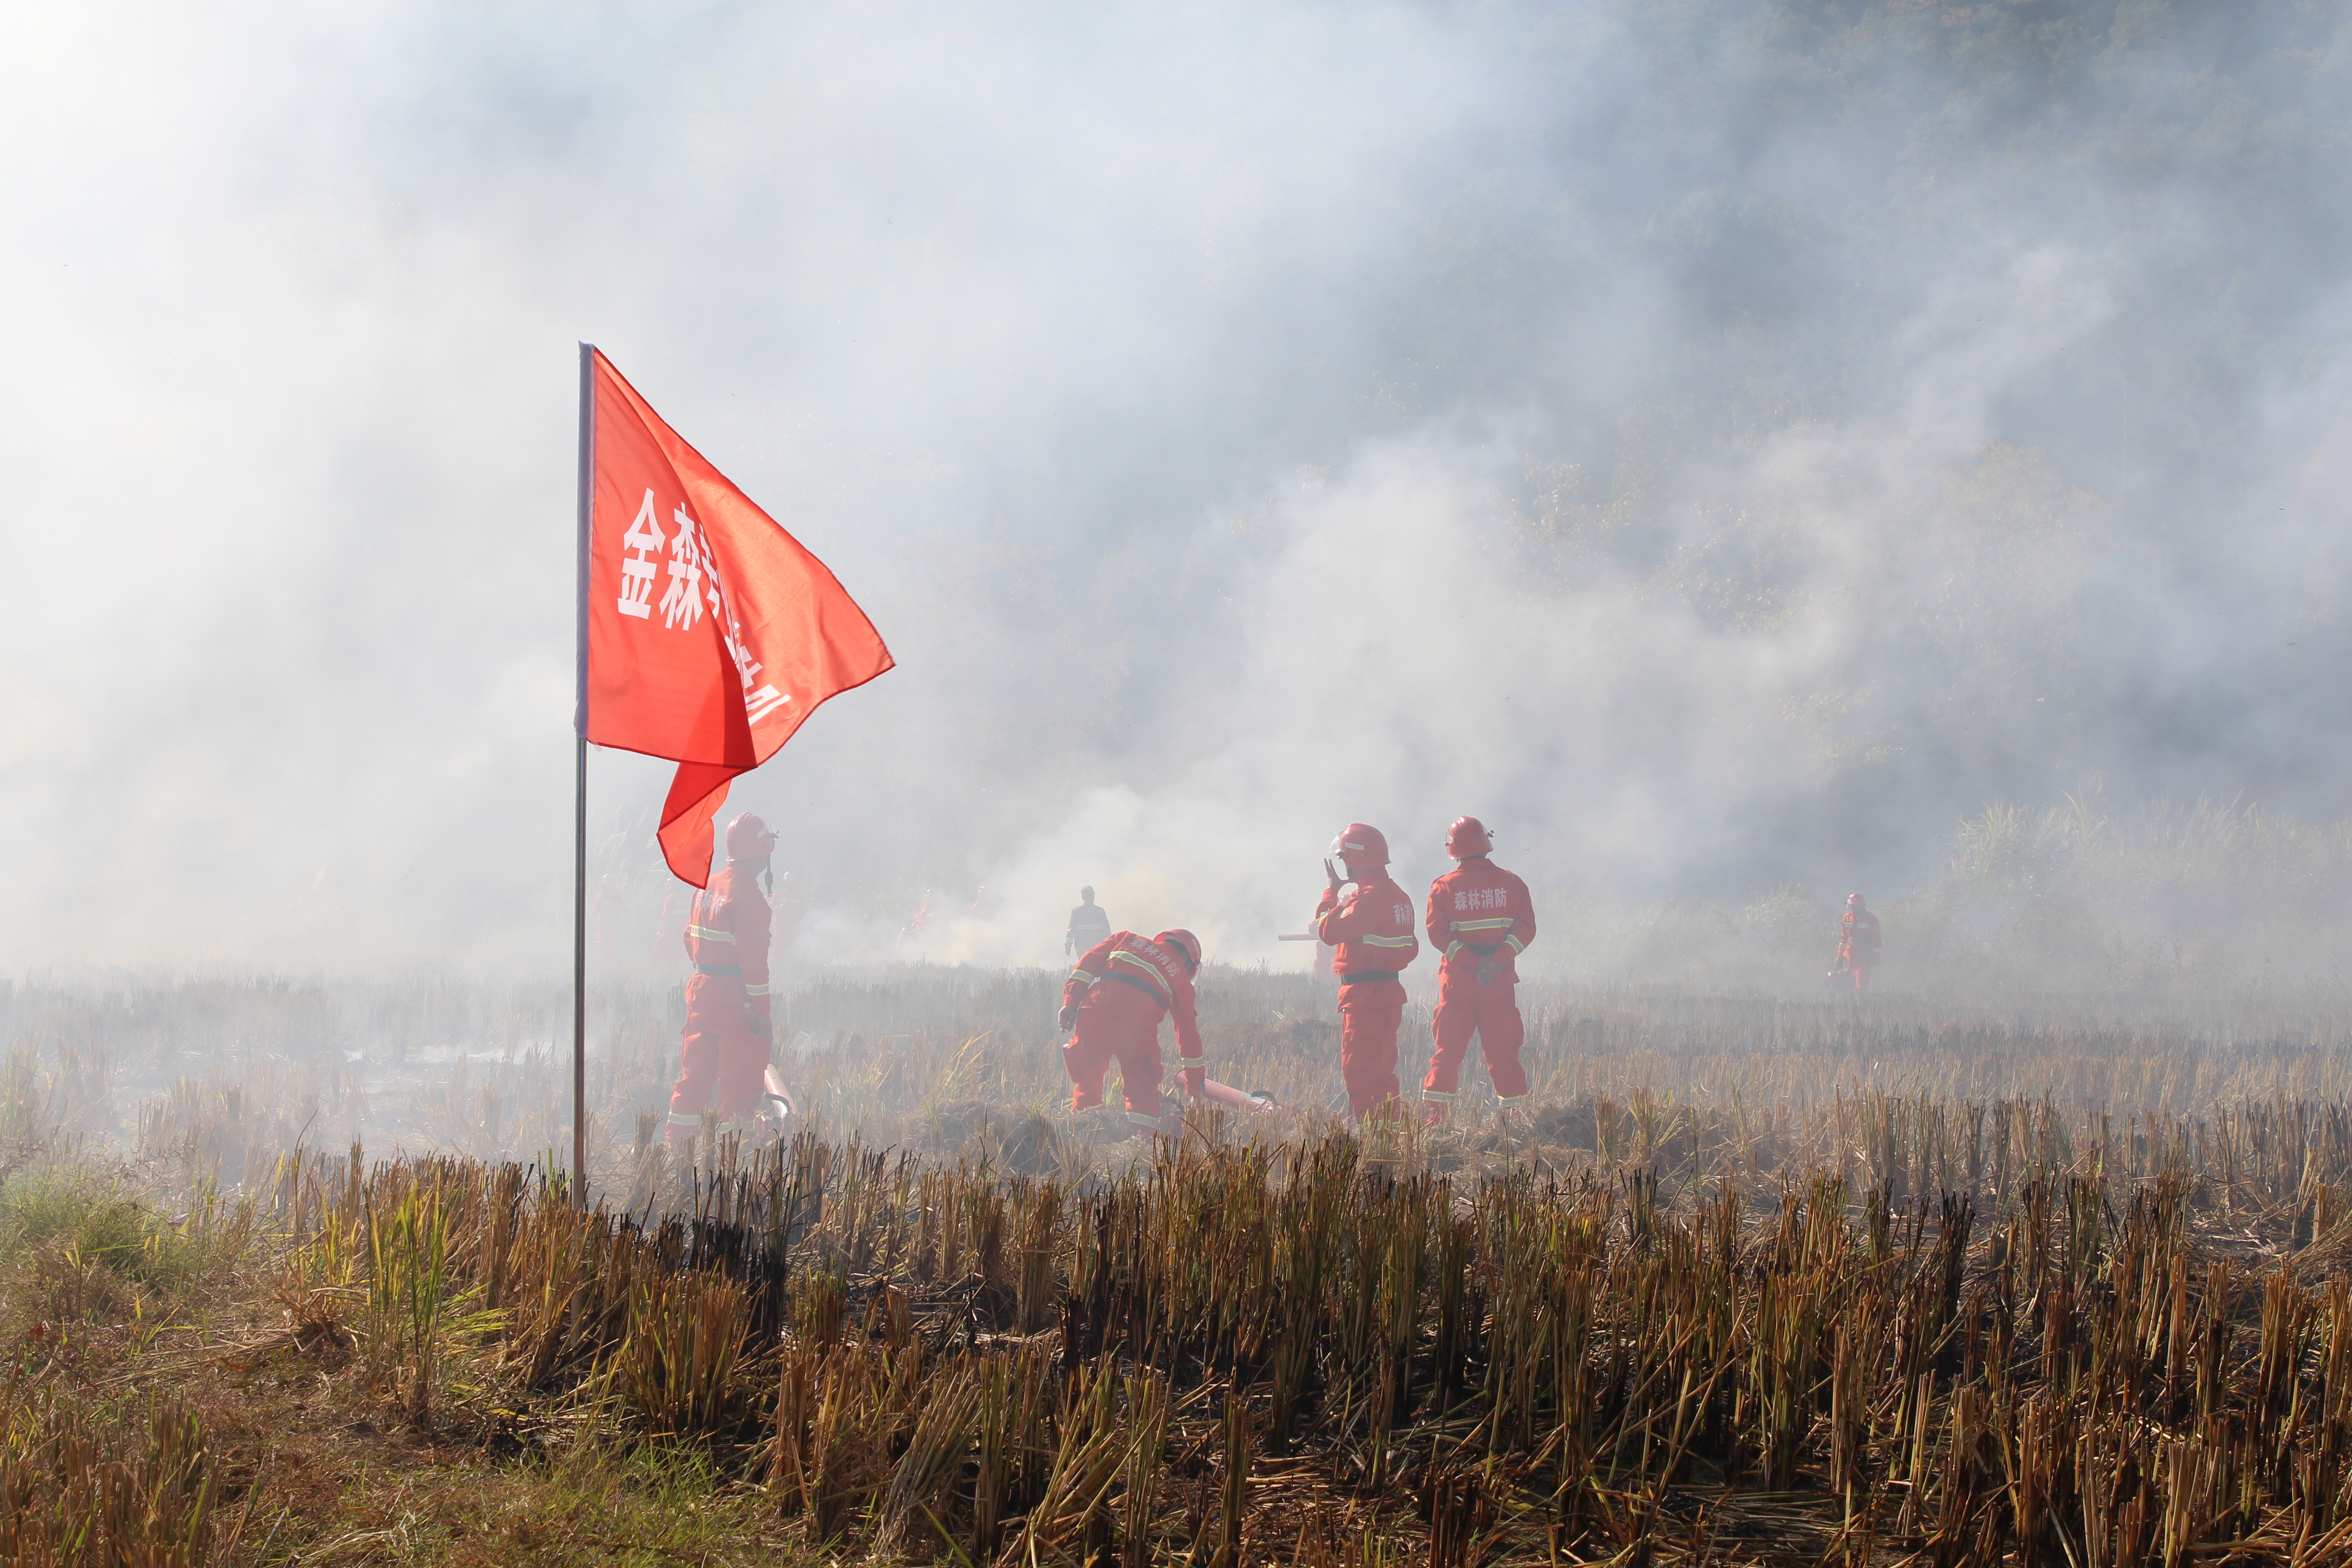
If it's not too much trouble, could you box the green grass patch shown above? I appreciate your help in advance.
[279,1438,795,1568]
[0,1162,196,1290]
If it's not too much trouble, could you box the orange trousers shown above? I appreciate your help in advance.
[667,975,768,1147]
[1338,992,1404,1120]
[1063,1018,1164,1132]
[1424,968,1528,1104]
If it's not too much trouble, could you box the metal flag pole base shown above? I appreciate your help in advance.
[572,734,588,1207]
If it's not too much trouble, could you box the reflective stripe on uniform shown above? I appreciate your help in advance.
[1109,950,1172,999]
[1496,1093,1527,1104]
[1102,971,1168,1004]
[1505,935,1525,954]
[1420,1088,1456,1102]
[1450,917,1513,932]
[1125,1109,1163,1128]
[1362,933,1415,947]
[666,1112,703,1127]
[1444,941,1464,958]
[688,925,735,943]
[744,983,770,996]
[1068,967,1099,986]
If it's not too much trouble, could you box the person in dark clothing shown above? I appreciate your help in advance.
[1066,886,1112,956]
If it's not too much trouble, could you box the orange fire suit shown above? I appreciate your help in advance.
[666,863,774,1149]
[1422,858,1535,1108]
[1062,931,1203,1133]
[1314,873,1421,1120]
[1838,909,1882,994]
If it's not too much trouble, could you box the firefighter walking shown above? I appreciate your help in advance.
[1314,823,1420,1121]
[667,813,782,1152]
[1421,816,1534,1123]
[1833,892,1882,995]
[1060,927,1205,1136]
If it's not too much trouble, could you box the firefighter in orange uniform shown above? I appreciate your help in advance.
[666,813,780,1152]
[1421,817,1534,1122]
[1060,928,1205,1136]
[1836,893,1882,995]
[1314,823,1420,1121]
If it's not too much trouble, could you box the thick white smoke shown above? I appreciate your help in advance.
[2,1,2346,979]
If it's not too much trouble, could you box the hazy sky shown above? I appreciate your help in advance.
[4,0,2346,975]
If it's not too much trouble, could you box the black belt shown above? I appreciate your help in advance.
[693,961,741,976]
[1464,943,1501,957]
[1338,970,1399,985]
[1102,970,1170,1005]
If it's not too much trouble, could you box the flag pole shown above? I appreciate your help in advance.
[573,342,594,1209]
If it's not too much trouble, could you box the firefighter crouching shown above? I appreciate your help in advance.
[667,812,783,1152]
[1833,892,1882,995]
[1422,815,1535,1123]
[1060,927,1205,1136]
[1315,823,1420,1121]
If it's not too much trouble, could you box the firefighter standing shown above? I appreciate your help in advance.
[666,813,780,1152]
[1313,824,1420,1121]
[1060,927,1205,1136]
[1066,886,1112,956]
[1421,816,1534,1123]
[1835,893,1882,995]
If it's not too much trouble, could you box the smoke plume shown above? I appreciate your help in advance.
[2,0,2346,979]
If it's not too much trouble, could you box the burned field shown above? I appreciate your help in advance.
[11,976,2352,1563]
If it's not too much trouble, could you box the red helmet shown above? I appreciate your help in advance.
[1847,892,1867,909]
[725,812,779,860]
[1330,823,1389,867]
[1154,929,1202,972]
[1445,816,1493,858]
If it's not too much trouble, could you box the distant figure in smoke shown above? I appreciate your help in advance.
[903,890,931,938]
[1065,886,1111,956]
[1315,824,1420,1121]
[666,813,784,1152]
[654,888,680,955]
[769,867,803,951]
[1059,927,1205,1136]
[1832,893,1882,995]
[1421,816,1536,1126]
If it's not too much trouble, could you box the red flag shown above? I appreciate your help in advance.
[578,348,893,886]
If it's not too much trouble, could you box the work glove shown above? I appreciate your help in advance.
[747,1011,774,1042]
[1476,957,1500,987]
[1324,857,1343,893]
[1057,1003,1078,1032]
